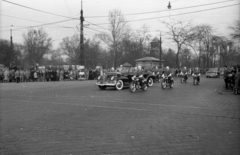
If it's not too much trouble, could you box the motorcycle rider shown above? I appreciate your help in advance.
[134,66,144,84]
[163,66,173,83]
[180,66,188,81]
[192,67,201,83]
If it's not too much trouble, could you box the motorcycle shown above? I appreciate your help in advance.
[180,73,188,83]
[161,75,174,89]
[153,72,161,83]
[129,75,148,93]
[193,74,200,85]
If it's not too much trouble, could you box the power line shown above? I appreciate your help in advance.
[0,13,76,29]
[2,0,78,20]
[84,0,234,18]
[2,1,238,33]
[85,20,109,30]
[90,3,240,25]
[63,0,79,28]
[1,18,77,32]
[85,27,106,33]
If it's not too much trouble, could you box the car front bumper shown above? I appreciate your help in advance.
[206,74,218,77]
[96,81,117,86]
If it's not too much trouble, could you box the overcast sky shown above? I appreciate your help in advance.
[0,0,239,50]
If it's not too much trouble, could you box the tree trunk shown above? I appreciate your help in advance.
[176,47,180,69]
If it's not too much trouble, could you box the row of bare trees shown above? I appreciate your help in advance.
[163,19,240,69]
[1,9,239,69]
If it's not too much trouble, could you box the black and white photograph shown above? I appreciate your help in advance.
[0,0,240,154]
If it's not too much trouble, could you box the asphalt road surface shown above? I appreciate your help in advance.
[0,76,239,155]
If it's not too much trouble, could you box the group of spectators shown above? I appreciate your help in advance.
[0,68,95,83]
[223,65,240,95]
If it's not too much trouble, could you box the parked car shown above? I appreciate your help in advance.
[206,68,220,78]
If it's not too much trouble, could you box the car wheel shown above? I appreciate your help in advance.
[115,80,123,90]
[147,78,153,87]
[98,86,106,90]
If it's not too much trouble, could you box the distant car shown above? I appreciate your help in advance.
[78,69,86,80]
[206,68,220,78]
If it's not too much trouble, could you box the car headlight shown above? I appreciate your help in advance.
[110,76,114,80]
[131,76,135,80]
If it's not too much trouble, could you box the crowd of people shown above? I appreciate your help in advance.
[1,65,240,95]
[0,67,100,83]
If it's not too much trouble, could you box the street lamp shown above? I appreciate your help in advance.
[168,2,172,18]
[167,2,172,9]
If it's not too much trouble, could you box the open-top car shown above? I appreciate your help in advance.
[96,66,157,90]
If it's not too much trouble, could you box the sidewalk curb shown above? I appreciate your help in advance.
[217,86,235,95]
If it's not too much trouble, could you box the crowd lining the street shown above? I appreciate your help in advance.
[1,65,239,94]
[0,68,95,83]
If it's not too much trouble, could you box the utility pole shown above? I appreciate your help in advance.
[159,32,162,69]
[80,1,84,66]
[10,27,13,67]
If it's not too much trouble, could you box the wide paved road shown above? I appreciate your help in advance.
[0,77,239,155]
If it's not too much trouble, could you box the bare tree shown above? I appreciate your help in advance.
[60,34,80,65]
[162,19,194,68]
[97,9,130,68]
[23,28,52,67]
[229,20,240,43]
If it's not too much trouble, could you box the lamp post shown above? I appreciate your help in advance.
[10,25,13,67]
[80,0,85,66]
[157,30,163,69]
[33,30,37,68]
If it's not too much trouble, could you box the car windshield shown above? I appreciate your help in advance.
[128,67,137,73]
[207,72,216,73]
[121,67,130,73]
[208,68,217,72]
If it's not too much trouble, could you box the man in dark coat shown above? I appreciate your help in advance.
[223,66,229,89]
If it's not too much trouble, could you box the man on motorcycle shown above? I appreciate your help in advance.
[180,66,188,81]
[163,66,173,83]
[135,66,144,83]
[192,67,201,83]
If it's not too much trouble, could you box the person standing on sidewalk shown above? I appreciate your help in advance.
[233,67,240,95]
[15,69,21,83]
[3,68,9,82]
[223,66,229,89]
[33,71,38,82]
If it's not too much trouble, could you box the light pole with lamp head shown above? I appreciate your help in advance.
[10,25,13,67]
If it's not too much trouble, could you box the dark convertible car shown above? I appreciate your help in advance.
[96,67,157,90]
